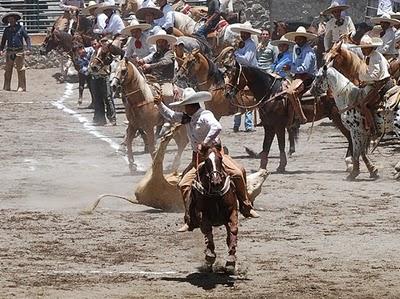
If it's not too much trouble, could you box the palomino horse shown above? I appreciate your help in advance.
[311,65,400,180]
[110,59,188,172]
[190,145,238,273]
[225,63,353,173]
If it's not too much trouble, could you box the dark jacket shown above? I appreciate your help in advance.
[148,49,175,80]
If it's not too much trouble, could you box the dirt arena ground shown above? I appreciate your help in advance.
[1,68,400,298]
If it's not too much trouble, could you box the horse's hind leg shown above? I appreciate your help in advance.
[347,132,361,180]
[276,126,287,173]
[200,222,216,271]
[260,125,275,170]
[225,206,238,274]
[361,135,379,179]
[126,125,137,174]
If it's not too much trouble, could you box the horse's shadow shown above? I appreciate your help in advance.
[161,271,237,290]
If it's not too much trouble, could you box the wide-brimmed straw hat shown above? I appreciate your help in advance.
[170,88,212,107]
[270,36,294,47]
[284,26,317,41]
[371,13,400,25]
[349,35,383,48]
[147,29,177,45]
[322,1,350,15]
[121,19,151,36]
[81,1,100,15]
[230,23,261,35]
[136,7,163,21]
[2,12,22,24]
[95,3,120,15]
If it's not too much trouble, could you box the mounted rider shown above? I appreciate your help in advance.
[95,3,125,36]
[153,88,260,232]
[270,36,294,78]
[371,13,400,60]
[59,0,84,32]
[154,0,175,34]
[121,21,155,63]
[136,7,164,34]
[323,1,355,51]
[0,12,31,92]
[283,26,317,125]
[194,0,221,37]
[81,1,107,34]
[350,35,393,137]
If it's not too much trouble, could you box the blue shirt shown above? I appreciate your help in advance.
[271,50,292,78]
[76,47,95,76]
[291,43,317,76]
[234,38,258,67]
[0,24,31,51]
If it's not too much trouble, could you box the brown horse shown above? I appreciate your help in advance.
[110,59,188,173]
[190,145,238,273]
[225,63,353,172]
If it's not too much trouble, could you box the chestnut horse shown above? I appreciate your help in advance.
[190,145,238,273]
[225,63,353,172]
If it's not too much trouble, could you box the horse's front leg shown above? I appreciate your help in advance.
[126,125,138,174]
[225,203,238,274]
[347,132,361,180]
[276,125,287,173]
[260,125,275,170]
[287,127,297,156]
[200,221,215,271]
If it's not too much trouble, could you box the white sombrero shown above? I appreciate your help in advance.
[121,20,151,36]
[81,1,100,15]
[284,26,317,42]
[349,35,383,48]
[2,12,22,24]
[170,88,212,107]
[322,1,350,15]
[270,36,295,47]
[147,29,177,45]
[230,23,261,35]
[371,13,400,25]
[136,7,163,21]
[95,3,120,15]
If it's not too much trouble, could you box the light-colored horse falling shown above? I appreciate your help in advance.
[311,65,400,180]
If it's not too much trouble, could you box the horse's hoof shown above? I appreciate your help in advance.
[205,249,216,265]
[129,163,138,174]
[276,166,286,173]
[225,255,236,274]
[370,168,379,179]
[346,171,360,181]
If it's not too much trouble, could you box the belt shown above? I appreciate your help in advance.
[7,47,23,52]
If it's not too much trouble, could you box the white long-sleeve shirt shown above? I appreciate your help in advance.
[359,50,390,83]
[93,13,107,32]
[103,12,125,35]
[158,103,222,151]
[59,0,84,10]
[124,32,155,61]
[234,38,258,67]
[378,26,397,55]
[154,4,174,30]
[141,0,156,8]
[324,16,356,51]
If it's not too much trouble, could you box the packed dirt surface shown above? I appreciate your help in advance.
[1,69,400,298]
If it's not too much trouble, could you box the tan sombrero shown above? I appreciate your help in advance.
[95,3,120,15]
[284,26,317,42]
[170,88,212,107]
[270,36,295,47]
[81,1,100,15]
[230,23,261,35]
[2,12,22,24]
[322,1,350,15]
[371,13,400,25]
[147,29,177,45]
[136,7,163,21]
[349,35,383,48]
[121,20,151,36]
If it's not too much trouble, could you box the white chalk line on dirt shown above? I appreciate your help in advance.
[34,270,177,276]
[51,83,145,171]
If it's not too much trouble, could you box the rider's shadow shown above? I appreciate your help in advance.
[161,272,237,290]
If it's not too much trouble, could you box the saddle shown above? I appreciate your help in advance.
[382,84,400,110]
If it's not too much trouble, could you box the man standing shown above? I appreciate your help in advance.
[231,24,261,132]
[0,12,31,92]
[154,88,260,232]
[323,1,355,51]
[371,14,400,59]
[154,0,174,34]
[283,27,317,125]
[257,28,278,73]
[194,0,221,37]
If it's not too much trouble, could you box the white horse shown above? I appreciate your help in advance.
[173,11,200,35]
[311,65,400,180]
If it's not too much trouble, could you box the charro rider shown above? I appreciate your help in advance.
[194,0,221,37]
[283,26,317,125]
[350,35,393,137]
[323,1,355,51]
[371,13,400,60]
[0,11,31,92]
[121,20,155,63]
[135,7,164,34]
[95,3,125,36]
[59,0,84,32]
[270,36,294,78]
[153,88,260,232]
[139,30,176,103]
[154,0,175,34]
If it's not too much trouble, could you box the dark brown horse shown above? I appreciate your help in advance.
[190,145,238,273]
[225,63,353,172]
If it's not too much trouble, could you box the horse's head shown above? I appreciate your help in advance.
[89,45,109,73]
[224,62,247,99]
[40,27,58,55]
[310,64,329,97]
[324,40,344,65]
[111,58,129,89]
[175,49,203,83]
[198,145,225,190]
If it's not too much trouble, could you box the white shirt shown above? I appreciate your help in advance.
[377,0,393,15]
[158,104,222,151]
[234,38,258,67]
[93,13,107,32]
[324,16,356,51]
[124,32,155,61]
[154,4,174,30]
[103,12,125,35]
[141,0,156,8]
[59,0,84,10]
[359,50,390,83]
[377,26,397,55]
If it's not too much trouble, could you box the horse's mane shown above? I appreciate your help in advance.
[241,65,280,98]
[337,44,367,83]
[204,54,224,86]
[126,61,154,102]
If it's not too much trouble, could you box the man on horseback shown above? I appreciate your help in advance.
[283,27,317,125]
[59,0,84,32]
[122,21,155,62]
[153,88,260,232]
[96,3,125,36]
[0,12,31,92]
[136,7,164,34]
[323,1,355,51]
[270,36,294,78]
[82,1,107,34]
[371,14,400,60]
[154,0,174,34]
[194,0,221,37]
[350,35,393,137]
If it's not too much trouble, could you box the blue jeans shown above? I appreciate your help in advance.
[233,111,253,130]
